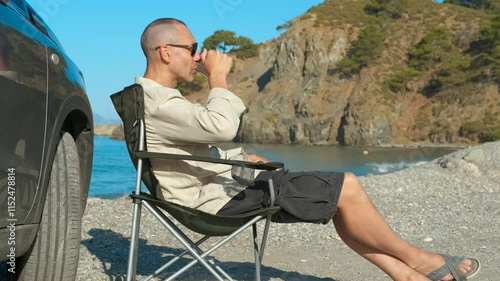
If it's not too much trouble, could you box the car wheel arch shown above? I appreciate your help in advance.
[26,94,93,225]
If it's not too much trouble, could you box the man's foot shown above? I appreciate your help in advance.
[417,254,480,281]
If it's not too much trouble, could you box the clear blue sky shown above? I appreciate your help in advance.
[27,0,325,122]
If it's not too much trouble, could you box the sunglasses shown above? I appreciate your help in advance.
[154,42,198,57]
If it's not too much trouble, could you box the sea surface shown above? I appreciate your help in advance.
[89,136,459,198]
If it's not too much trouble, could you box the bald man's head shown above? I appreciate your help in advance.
[140,18,187,58]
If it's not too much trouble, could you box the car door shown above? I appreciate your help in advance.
[0,0,48,227]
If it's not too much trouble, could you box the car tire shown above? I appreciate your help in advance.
[17,132,82,281]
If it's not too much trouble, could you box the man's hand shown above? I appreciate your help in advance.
[200,49,232,89]
[248,153,282,170]
[247,153,270,163]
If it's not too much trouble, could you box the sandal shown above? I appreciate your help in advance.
[425,254,481,281]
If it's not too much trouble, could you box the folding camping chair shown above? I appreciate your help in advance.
[110,84,284,281]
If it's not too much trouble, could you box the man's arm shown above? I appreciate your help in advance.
[149,86,246,144]
[149,49,245,144]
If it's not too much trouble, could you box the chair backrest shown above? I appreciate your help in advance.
[110,84,158,196]
[110,84,281,236]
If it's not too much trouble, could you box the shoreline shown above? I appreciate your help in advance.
[93,126,477,149]
[374,142,474,149]
[94,127,482,149]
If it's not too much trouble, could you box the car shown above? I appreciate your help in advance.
[0,0,93,280]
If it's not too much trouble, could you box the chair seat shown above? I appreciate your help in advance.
[131,192,280,236]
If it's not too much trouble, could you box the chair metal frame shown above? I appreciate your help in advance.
[115,86,284,281]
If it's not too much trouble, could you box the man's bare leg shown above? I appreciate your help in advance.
[334,172,472,280]
[333,215,429,281]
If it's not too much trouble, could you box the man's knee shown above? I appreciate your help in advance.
[338,172,365,205]
[343,172,361,190]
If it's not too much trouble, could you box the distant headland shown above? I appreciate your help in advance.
[94,124,124,140]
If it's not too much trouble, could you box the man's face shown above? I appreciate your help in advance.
[169,25,200,84]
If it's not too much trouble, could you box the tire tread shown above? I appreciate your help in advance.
[18,132,83,281]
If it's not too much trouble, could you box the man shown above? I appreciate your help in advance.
[135,18,479,281]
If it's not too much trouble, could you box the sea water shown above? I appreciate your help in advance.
[89,136,458,198]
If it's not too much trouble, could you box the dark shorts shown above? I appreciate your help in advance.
[217,170,344,224]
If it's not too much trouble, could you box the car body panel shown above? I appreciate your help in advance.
[0,0,93,259]
[0,1,48,228]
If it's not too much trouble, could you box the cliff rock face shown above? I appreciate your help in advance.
[186,0,499,146]
[233,22,399,146]
[237,26,346,145]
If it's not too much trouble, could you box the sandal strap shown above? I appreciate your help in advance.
[425,254,467,281]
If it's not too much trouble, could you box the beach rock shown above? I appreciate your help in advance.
[463,148,486,163]
[438,157,456,169]
[457,160,482,177]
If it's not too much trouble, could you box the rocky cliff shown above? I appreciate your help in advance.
[185,0,499,146]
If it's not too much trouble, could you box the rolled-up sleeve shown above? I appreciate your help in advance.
[149,87,246,144]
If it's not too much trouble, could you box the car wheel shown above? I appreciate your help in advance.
[18,132,82,281]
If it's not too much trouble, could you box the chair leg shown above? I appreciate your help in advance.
[126,200,142,281]
[162,232,233,280]
[142,201,225,281]
[253,223,261,281]
[143,236,211,281]
[136,200,265,281]
[164,214,263,281]
[259,215,272,262]
[141,203,234,280]
[165,214,262,281]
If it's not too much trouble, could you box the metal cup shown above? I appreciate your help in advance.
[196,62,208,78]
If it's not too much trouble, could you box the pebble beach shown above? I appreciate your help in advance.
[76,141,500,281]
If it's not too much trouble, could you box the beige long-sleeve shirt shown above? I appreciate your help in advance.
[136,76,249,214]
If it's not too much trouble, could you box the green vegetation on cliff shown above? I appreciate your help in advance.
[313,0,500,142]
[202,30,258,59]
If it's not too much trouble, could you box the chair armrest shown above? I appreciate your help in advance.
[134,150,284,171]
